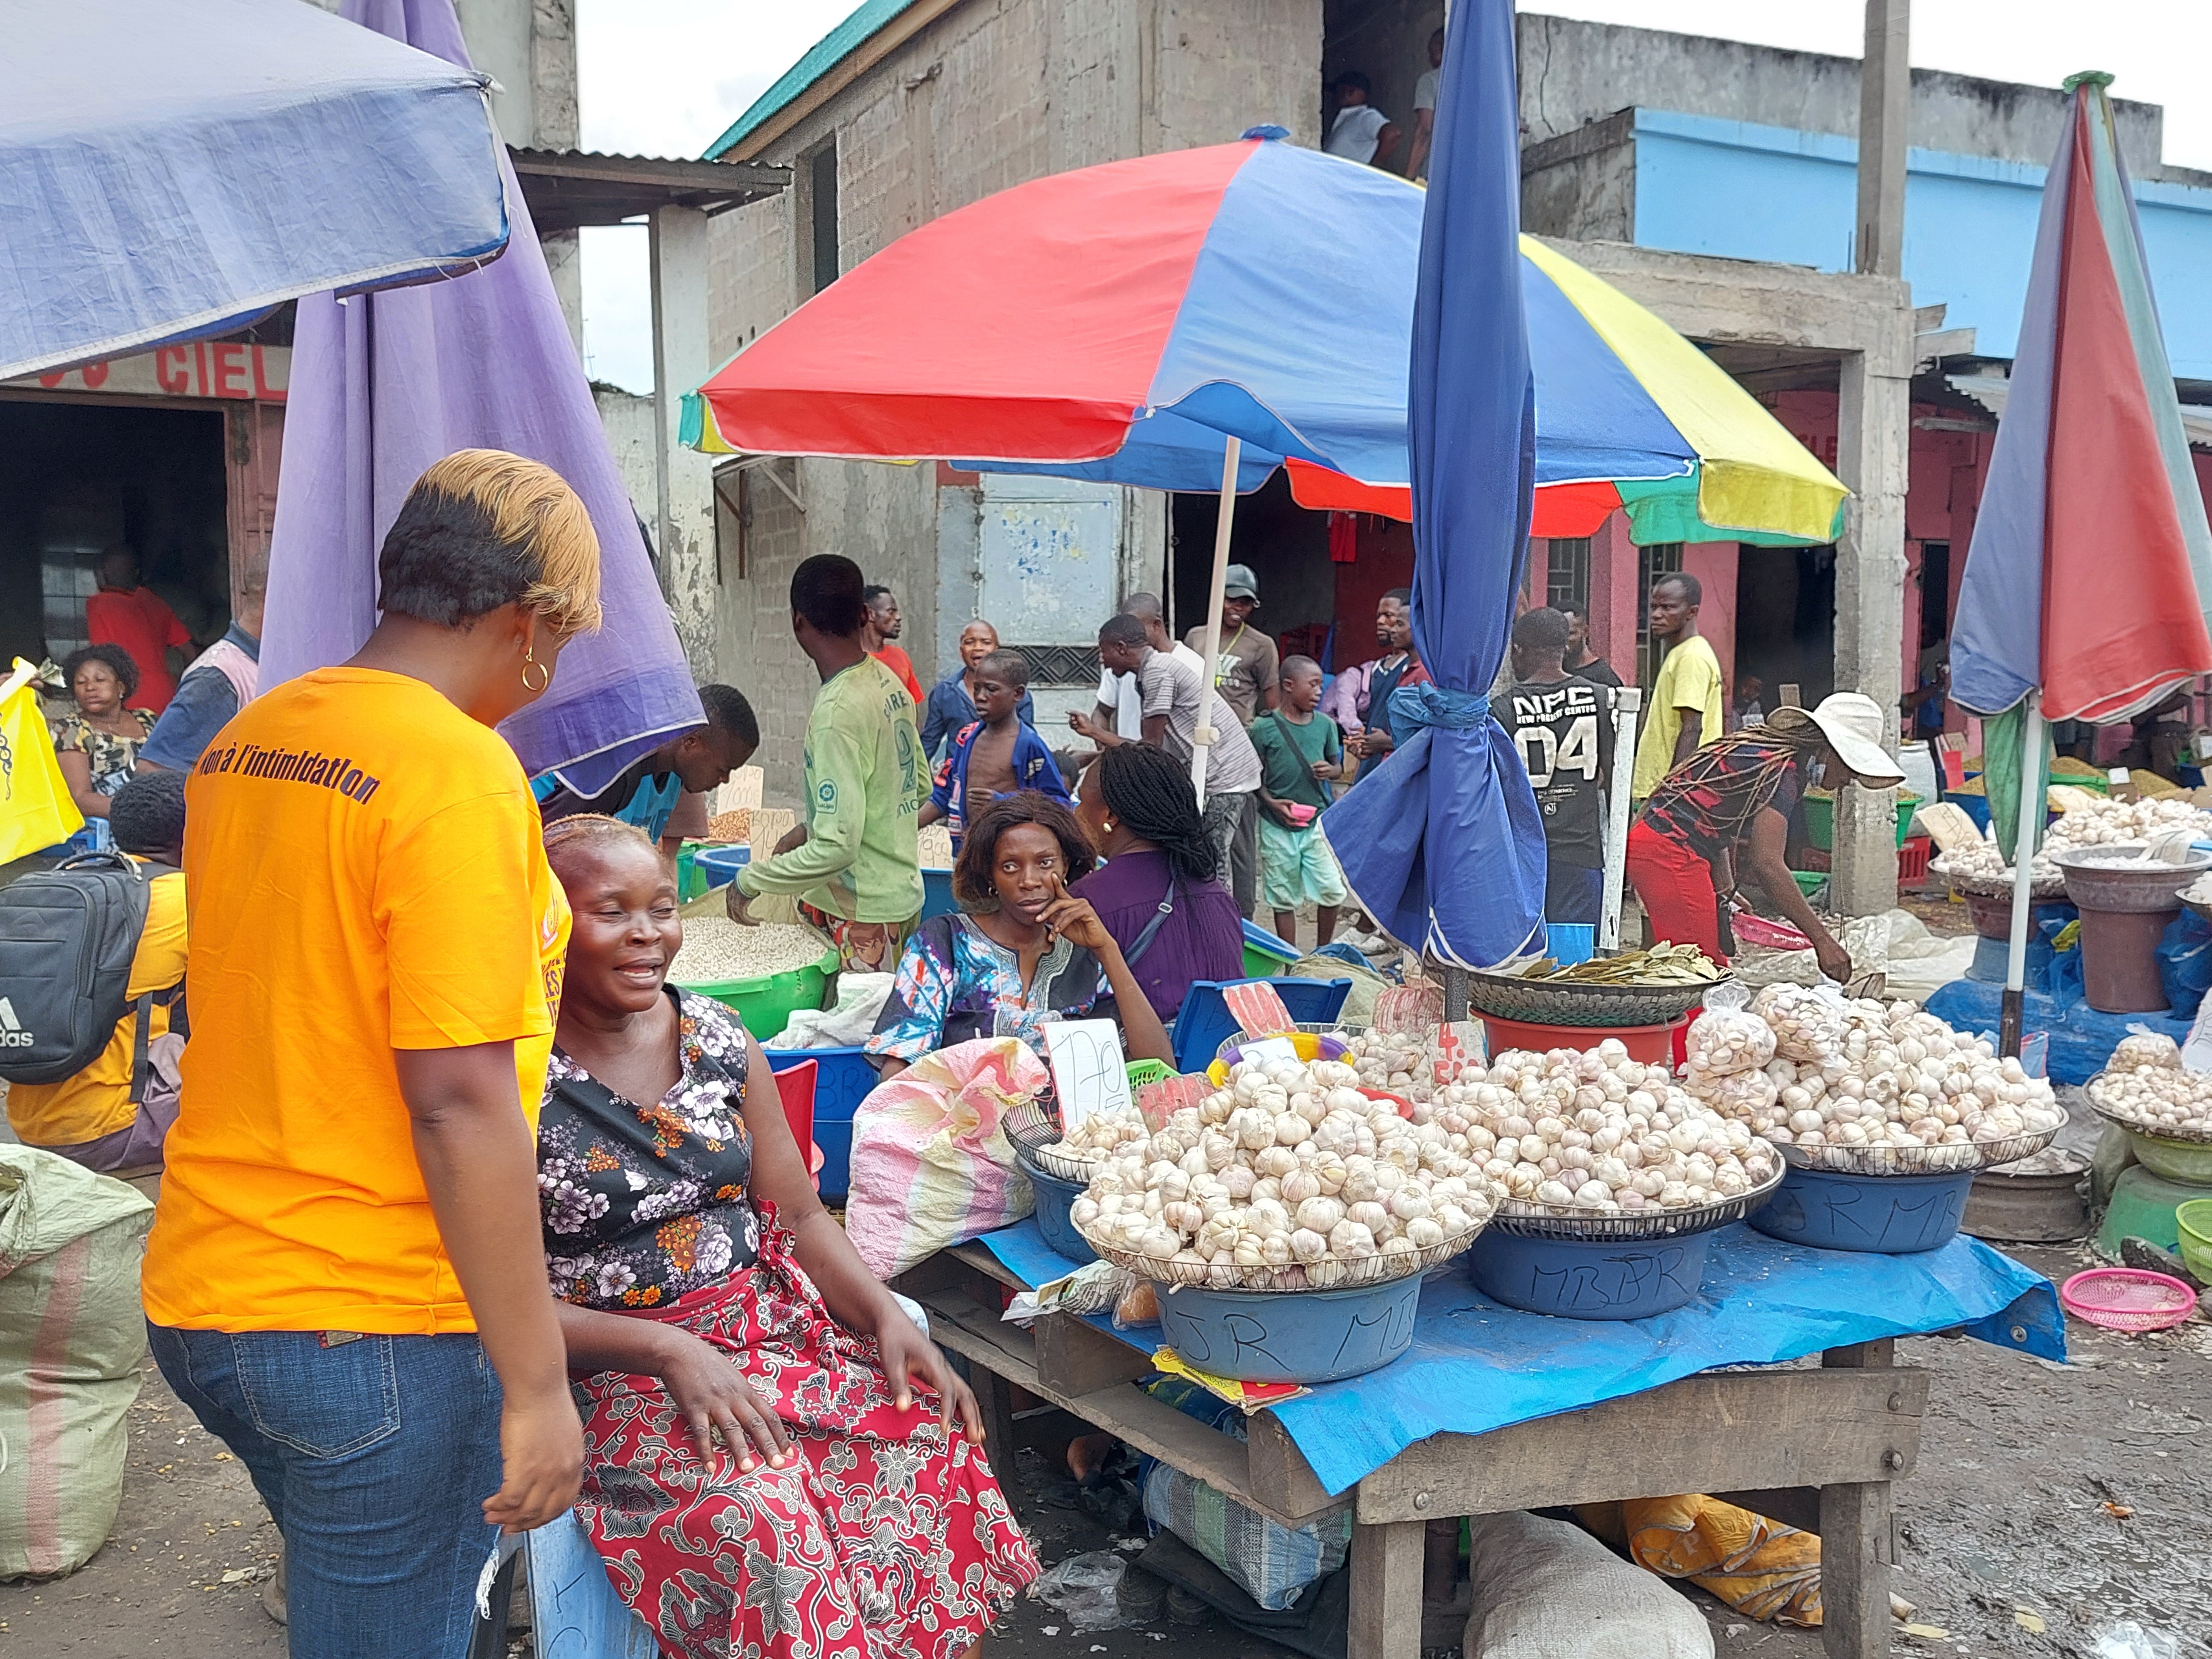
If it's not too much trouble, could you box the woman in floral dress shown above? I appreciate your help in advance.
[537,814,1036,1659]
[54,643,157,817]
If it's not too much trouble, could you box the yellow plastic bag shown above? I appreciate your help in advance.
[1578,1494,1824,1626]
[0,662,83,863]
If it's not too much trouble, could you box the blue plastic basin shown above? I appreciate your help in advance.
[1468,1227,1715,1320]
[771,1046,876,1201]
[1023,1163,1097,1265]
[694,845,751,889]
[1749,1166,1973,1254]
[1154,1275,1421,1384]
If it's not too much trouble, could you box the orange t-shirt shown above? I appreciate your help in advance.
[142,668,570,1335]
[872,643,923,704]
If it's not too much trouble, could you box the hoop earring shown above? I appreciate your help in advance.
[521,648,550,693]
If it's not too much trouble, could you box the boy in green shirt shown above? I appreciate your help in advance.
[729,555,928,969]
[1250,656,1348,946]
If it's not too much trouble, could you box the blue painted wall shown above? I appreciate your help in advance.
[1626,111,2212,380]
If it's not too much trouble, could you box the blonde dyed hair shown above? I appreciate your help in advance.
[380,448,604,637]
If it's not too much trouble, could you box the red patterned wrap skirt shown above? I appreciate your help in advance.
[572,1209,1038,1659]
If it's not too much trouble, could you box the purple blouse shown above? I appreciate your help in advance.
[1069,849,1245,1023]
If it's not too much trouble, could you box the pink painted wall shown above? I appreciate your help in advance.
[1681,541,1740,692]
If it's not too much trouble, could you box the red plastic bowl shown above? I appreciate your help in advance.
[2058,1268,2198,1333]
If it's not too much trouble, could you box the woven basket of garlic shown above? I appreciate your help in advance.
[1070,1052,1499,1291]
[1698,987,2067,1174]
[1434,1040,1784,1240]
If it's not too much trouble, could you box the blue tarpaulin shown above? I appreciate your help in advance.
[1319,0,1547,968]
[980,1218,2062,1497]
[1926,978,2192,1084]
[1,0,510,381]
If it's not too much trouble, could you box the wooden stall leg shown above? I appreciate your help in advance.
[1348,1518,1426,1659]
[1820,1480,1892,1659]
[972,1364,1018,1478]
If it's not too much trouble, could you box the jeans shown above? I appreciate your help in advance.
[1202,788,1259,916]
[148,1324,505,1659]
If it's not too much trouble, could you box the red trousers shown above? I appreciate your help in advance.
[1626,820,1728,962]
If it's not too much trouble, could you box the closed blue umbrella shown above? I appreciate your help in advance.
[1,0,510,381]
[1318,0,1546,970]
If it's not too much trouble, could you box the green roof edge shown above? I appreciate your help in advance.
[702,0,919,160]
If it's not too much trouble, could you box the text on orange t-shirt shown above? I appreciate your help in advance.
[141,668,570,1336]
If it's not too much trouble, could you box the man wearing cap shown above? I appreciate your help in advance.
[1185,564,1279,726]
[1626,693,1906,984]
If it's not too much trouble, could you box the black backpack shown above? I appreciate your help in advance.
[0,852,183,1090]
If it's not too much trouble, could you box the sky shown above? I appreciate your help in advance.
[574,0,2212,396]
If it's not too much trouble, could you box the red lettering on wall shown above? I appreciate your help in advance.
[212,343,246,398]
[80,361,109,388]
[156,347,191,393]
[37,370,66,388]
[193,341,210,397]
[248,345,284,402]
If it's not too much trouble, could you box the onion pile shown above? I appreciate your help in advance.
[1071,1053,1498,1287]
[1708,995,2064,1165]
[2089,1035,2212,1138]
[1427,1041,1778,1216]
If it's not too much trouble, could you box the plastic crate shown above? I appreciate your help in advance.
[771,1045,877,1201]
[920,867,958,920]
[1169,977,1352,1075]
[1898,836,1932,884]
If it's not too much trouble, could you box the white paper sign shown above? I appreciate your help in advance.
[1041,1019,1132,1132]
[1238,1036,1301,1066]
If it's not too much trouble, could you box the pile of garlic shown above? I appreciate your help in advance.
[1342,1030,1436,1102]
[1427,1041,1778,1218]
[1935,793,2212,888]
[1681,992,1780,1118]
[1051,1109,1151,1169]
[2090,1032,2212,1138]
[1714,996,2065,1165]
[1070,1053,1497,1288]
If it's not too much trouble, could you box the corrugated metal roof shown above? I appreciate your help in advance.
[702,0,918,161]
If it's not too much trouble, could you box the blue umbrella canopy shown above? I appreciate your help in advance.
[0,0,510,381]
[1319,0,1547,969]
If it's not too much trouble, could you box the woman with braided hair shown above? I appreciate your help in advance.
[1626,692,1905,981]
[1067,741,1247,1022]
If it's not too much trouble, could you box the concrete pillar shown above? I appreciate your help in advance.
[650,204,718,676]
[1831,337,1913,917]
[1854,0,1910,279]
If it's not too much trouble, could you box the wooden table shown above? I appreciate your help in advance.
[896,1245,1924,1659]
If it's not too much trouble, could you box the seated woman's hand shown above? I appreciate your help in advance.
[874,1308,986,1446]
[1036,881,1111,954]
[654,1325,795,1473]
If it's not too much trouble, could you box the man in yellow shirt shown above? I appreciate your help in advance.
[1632,571,1726,799]
[5,771,188,1171]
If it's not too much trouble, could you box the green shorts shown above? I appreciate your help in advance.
[1259,814,1348,911]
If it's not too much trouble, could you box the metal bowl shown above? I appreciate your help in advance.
[1463,968,1723,1029]
[1487,1162,1784,1241]
[1770,1121,2063,1175]
[1075,1212,1488,1292]
[2084,1071,2212,1146]
[1004,1097,1137,1184]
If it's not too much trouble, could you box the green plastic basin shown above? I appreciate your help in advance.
[676,946,838,1042]
[1803,791,1921,852]
[2177,1198,2212,1283]
[2124,1127,2212,1186]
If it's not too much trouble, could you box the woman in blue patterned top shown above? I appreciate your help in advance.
[866,792,1176,1080]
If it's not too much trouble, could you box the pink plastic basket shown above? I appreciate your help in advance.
[2058,1268,2199,1333]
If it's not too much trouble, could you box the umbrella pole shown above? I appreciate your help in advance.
[1599,686,1644,954]
[1999,691,2045,1060]
[1189,436,1241,808]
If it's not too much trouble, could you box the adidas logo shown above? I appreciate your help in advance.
[0,998,33,1047]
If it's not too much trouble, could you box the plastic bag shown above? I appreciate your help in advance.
[2092,1623,2179,1659]
[1030,1551,1131,1630]
[1682,981,1776,1082]
[2113,1029,2183,1072]
[0,1147,154,1577]
[1462,1511,1714,1659]
[2155,909,2212,1021]
[763,973,894,1051]
[1685,1065,1780,1120]
[841,1037,1044,1277]
[1751,983,1851,1063]
[1113,1279,1160,1329]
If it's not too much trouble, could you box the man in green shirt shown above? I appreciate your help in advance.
[1250,656,1348,947]
[729,555,928,969]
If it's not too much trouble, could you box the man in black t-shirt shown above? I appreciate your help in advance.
[1559,599,1624,691]
[1507,608,1614,926]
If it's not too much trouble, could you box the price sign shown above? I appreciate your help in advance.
[1041,1019,1132,1132]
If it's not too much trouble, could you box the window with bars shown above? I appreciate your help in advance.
[1635,543,1684,690]
[1546,538,1591,610]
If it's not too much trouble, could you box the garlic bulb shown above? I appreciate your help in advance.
[2090,1061,2212,1137]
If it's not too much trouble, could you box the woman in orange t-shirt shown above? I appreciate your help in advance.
[142,450,602,1650]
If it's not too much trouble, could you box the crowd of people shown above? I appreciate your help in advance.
[4,440,1938,1653]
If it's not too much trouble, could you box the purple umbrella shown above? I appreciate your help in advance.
[262,0,699,792]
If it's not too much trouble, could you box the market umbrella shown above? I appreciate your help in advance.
[685,153,1846,547]
[1949,71,2212,1049]
[1,0,510,381]
[260,0,699,792]
[1308,0,1542,971]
